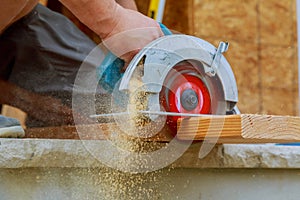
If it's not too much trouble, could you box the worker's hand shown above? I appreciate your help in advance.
[61,0,163,69]
[101,5,164,69]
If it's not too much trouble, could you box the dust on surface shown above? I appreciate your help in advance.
[90,167,175,200]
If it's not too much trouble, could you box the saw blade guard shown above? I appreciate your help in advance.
[117,34,238,132]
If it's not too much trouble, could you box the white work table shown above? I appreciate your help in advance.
[1,138,300,199]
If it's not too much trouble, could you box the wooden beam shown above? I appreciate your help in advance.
[25,114,300,144]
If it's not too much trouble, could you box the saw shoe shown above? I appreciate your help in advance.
[0,115,25,138]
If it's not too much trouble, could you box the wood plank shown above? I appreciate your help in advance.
[25,123,171,142]
[25,114,300,144]
[177,114,300,143]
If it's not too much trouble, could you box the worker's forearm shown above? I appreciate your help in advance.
[0,0,38,33]
[59,0,121,39]
[116,0,137,10]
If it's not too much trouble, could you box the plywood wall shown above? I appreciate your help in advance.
[144,0,298,116]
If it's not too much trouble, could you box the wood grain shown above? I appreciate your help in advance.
[177,114,300,143]
[25,123,171,142]
[25,114,300,144]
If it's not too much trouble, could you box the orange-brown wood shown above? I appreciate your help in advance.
[25,114,300,144]
[177,114,300,143]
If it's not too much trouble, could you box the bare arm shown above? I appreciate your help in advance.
[116,0,137,10]
[58,0,119,39]
[0,0,38,33]
[59,0,163,64]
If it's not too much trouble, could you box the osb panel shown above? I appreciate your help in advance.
[259,0,294,45]
[262,88,295,115]
[293,47,299,91]
[224,41,259,89]
[237,87,260,114]
[228,41,260,113]
[260,45,295,89]
[292,0,298,46]
[193,0,258,42]
[163,0,193,34]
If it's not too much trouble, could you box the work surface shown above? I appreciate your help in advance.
[1,138,300,169]
[1,139,300,199]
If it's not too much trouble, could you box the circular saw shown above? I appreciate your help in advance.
[111,34,239,135]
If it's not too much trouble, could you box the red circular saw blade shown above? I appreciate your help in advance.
[161,69,211,133]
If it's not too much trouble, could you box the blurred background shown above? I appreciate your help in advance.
[2,0,298,125]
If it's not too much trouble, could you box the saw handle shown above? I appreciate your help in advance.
[159,23,172,35]
[98,23,172,93]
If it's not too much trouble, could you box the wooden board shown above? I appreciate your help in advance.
[25,123,171,142]
[177,114,300,143]
[25,114,300,144]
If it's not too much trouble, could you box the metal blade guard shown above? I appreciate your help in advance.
[118,35,239,129]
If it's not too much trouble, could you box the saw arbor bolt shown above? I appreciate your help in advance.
[180,89,199,111]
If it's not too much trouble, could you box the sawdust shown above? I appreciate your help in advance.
[93,56,174,199]
[131,90,152,128]
[91,168,166,200]
[126,57,152,136]
[112,55,165,138]
[95,124,173,199]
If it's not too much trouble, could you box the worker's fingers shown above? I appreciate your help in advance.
[102,27,162,60]
[120,49,140,72]
[101,7,163,65]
